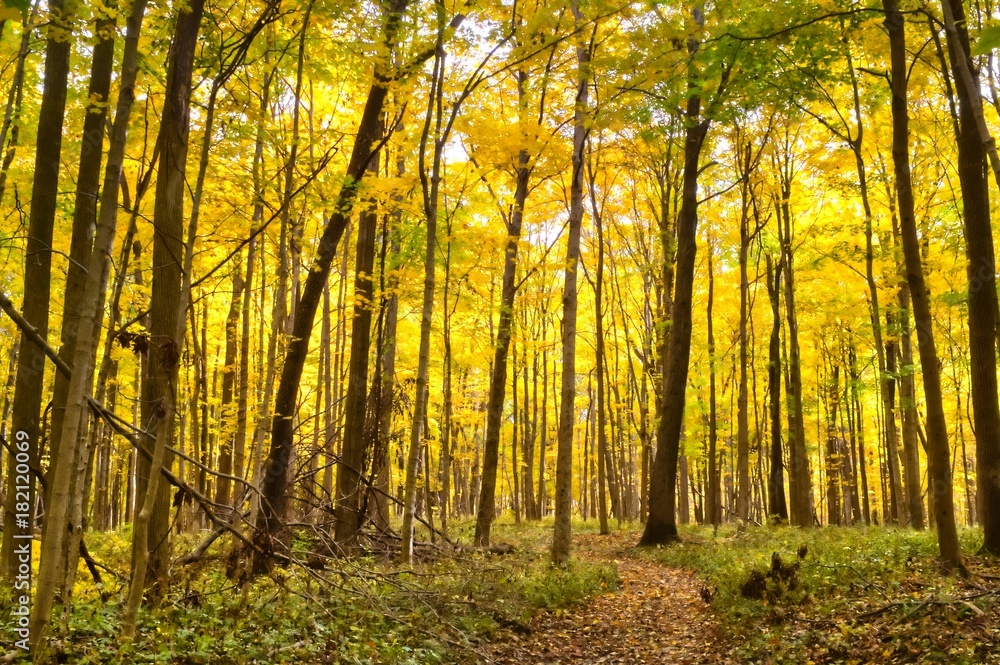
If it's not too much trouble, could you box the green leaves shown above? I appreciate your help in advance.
[972,25,1000,56]
[0,0,28,20]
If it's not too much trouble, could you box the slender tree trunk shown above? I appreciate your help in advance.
[707,238,720,526]
[765,254,788,521]
[402,14,449,560]
[331,146,381,554]
[594,188,611,535]
[776,156,811,527]
[538,343,548,517]
[523,330,537,520]
[474,67,531,545]
[884,0,964,568]
[891,212,924,529]
[438,223,453,532]
[552,3,588,563]
[826,363,842,526]
[235,240,255,493]
[216,268,244,508]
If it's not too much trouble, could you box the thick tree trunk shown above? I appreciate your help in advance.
[18,0,142,629]
[640,25,709,543]
[47,11,115,483]
[2,0,72,582]
[50,9,118,613]
[940,0,1000,558]
[130,0,205,604]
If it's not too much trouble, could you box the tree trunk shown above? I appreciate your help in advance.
[331,147,381,553]
[552,3,588,563]
[776,153,812,527]
[258,0,411,565]
[884,0,963,568]
[128,0,205,609]
[640,19,710,545]
[216,268,244,508]
[940,0,1000,558]
[2,0,72,582]
[707,237,720,526]
[765,254,788,521]
[474,67,531,546]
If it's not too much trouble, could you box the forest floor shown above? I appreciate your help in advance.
[480,530,735,664]
[479,522,1000,665]
[10,519,1000,663]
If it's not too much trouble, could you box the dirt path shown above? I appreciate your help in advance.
[480,532,736,664]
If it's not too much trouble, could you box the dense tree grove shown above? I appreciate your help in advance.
[2,0,1000,651]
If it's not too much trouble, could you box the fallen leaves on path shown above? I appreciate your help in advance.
[479,532,736,664]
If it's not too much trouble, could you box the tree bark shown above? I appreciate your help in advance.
[707,236,719,526]
[884,0,963,567]
[474,69,531,547]
[765,254,788,521]
[129,0,205,603]
[2,0,72,583]
[640,15,710,544]
[552,1,588,564]
[776,148,812,527]
[940,0,1000,558]
[258,0,411,565]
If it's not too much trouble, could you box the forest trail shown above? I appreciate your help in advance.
[481,532,737,664]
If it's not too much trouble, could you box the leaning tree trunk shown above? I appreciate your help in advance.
[257,0,412,566]
[640,19,710,545]
[474,152,530,546]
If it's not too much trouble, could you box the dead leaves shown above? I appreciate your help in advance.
[482,533,735,664]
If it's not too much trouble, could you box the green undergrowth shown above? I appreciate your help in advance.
[1,518,616,664]
[645,524,1000,664]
